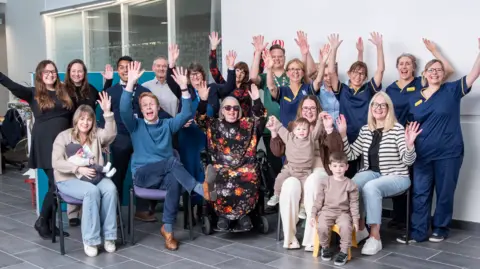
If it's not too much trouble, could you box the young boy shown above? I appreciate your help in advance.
[265,113,322,218]
[309,152,359,266]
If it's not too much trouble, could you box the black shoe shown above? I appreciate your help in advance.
[217,218,229,231]
[320,247,333,261]
[429,233,445,243]
[396,235,416,244]
[69,218,81,227]
[53,226,70,237]
[334,252,348,266]
[34,217,52,240]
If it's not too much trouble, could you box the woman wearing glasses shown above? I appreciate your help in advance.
[327,33,385,179]
[336,91,421,255]
[385,39,453,230]
[0,60,74,239]
[397,39,480,244]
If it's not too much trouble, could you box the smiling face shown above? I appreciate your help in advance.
[370,94,388,121]
[69,63,85,85]
[293,122,309,139]
[397,56,415,81]
[117,60,131,82]
[329,161,349,178]
[301,99,318,123]
[424,61,445,86]
[235,68,246,83]
[140,95,159,122]
[221,98,240,123]
[270,48,286,69]
[152,58,168,80]
[348,66,367,89]
[286,60,304,83]
[42,63,58,87]
[77,111,94,134]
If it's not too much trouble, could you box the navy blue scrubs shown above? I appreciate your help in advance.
[273,83,314,128]
[408,76,470,241]
[386,76,423,126]
[335,78,381,143]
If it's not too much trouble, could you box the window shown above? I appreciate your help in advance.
[52,13,83,71]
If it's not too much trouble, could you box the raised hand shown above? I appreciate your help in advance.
[101,64,113,80]
[183,119,193,128]
[320,44,330,61]
[262,49,274,69]
[171,66,188,89]
[405,121,422,150]
[369,32,383,48]
[209,31,222,50]
[336,114,347,138]
[225,50,237,69]
[197,81,210,101]
[127,61,145,84]
[328,33,343,50]
[319,111,334,129]
[97,91,112,113]
[251,35,269,53]
[248,83,260,100]
[422,38,437,53]
[265,116,276,131]
[295,30,310,56]
[356,37,364,53]
[168,44,180,68]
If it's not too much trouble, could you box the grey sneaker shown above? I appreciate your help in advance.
[429,233,445,243]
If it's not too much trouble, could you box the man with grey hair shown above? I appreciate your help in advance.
[142,56,179,117]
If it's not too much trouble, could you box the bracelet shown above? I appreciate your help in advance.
[181,89,188,92]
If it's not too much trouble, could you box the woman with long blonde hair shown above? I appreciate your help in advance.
[336,91,421,256]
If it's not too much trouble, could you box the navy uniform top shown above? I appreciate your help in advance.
[335,78,381,143]
[386,76,423,126]
[408,76,471,161]
[273,83,314,128]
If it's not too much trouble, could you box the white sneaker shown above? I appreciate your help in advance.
[298,205,307,219]
[304,245,314,252]
[267,195,280,207]
[104,240,116,253]
[356,228,370,244]
[361,237,382,255]
[106,168,117,178]
[103,162,112,173]
[84,244,98,257]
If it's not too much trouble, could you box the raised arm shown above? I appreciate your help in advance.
[101,64,114,91]
[248,84,267,136]
[369,32,385,89]
[402,122,420,166]
[295,31,316,80]
[209,32,225,84]
[0,72,34,102]
[166,44,182,99]
[327,34,343,92]
[216,50,237,99]
[96,91,117,146]
[250,35,269,85]
[120,61,145,133]
[356,37,364,62]
[167,67,192,133]
[264,50,279,99]
[194,81,214,133]
[423,38,455,80]
[337,115,363,161]
[312,45,328,92]
[466,38,480,88]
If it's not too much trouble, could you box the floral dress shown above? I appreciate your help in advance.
[196,98,267,220]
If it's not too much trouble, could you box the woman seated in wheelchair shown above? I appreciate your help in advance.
[196,83,266,231]
[336,92,420,256]
[51,92,118,257]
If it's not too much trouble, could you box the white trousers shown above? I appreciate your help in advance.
[279,167,328,248]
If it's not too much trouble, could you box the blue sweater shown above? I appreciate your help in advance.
[120,90,192,175]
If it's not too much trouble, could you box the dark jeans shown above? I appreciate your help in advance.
[134,157,197,224]
[39,168,55,225]
[110,134,150,211]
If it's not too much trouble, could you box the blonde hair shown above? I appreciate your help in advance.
[219,96,242,121]
[421,59,445,86]
[367,92,397,132]
[71,105,97,145]
[285,58,306,75]
[139,92,160,107]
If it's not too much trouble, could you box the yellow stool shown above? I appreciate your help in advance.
[312,223,358,260]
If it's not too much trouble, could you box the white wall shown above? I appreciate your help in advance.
[222,0,480,223]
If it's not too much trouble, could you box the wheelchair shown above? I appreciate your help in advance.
[199,149,275,235]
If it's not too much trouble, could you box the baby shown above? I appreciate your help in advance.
[65,143,116,185]
[266,113,323,218]
[310,152,359,266]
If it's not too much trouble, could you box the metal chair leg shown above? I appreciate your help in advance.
[188,194,193,241]
[58,199,65,255]
[51,198,57,243]
[406,189,411,245]
[129,187,135,245]
[117,195,125,245]
[276,210,282,241]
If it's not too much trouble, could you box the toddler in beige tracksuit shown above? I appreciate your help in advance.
[310,152,359,266]
[266,114,323,216]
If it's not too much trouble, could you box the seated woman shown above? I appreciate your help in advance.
[51,92,118,257]
[270,95,343,251]
[196,83,266,231]
[336,91,421,255]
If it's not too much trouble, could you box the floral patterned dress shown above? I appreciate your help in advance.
[196,99,267,220]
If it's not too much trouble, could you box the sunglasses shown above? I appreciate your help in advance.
[223,105,240,112]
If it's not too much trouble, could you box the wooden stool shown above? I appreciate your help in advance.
[313,223,358,260]
[24,178,36,209]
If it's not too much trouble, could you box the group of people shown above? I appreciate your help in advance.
[0,30,479,265]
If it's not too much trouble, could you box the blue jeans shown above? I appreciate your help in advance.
[134,157,197,225]
[57,178,117,246]
[353,170,410,225]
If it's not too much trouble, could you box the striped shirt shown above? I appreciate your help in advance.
[342,123,416,176]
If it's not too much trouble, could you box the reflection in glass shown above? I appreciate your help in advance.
[53,13,83,71]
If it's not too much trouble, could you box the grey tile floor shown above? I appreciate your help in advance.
[1,167,479,269]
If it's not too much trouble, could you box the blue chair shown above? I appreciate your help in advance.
[52,188,126,255]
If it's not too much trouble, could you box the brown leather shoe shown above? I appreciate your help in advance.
[160,225,179,251]
[135,211,157,222]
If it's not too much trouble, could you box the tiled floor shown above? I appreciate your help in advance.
[0,167,479,269]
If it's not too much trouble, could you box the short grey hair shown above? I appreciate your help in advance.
[219,96,242,121]
[152,56,168,65]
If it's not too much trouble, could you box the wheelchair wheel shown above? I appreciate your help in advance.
[202,216,212,235]
[257,216,269,234]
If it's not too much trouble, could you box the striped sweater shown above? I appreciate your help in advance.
[343,123,416,176]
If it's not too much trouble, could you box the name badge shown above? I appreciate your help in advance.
[302,90,307,95]
[407,87,415,92]
[134,113,138,118]
[414,100,423,107]
[283,96,291,102]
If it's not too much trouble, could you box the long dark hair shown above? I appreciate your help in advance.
[234,61,251,90]
[34,60,73,111]
[65,59,89,101]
